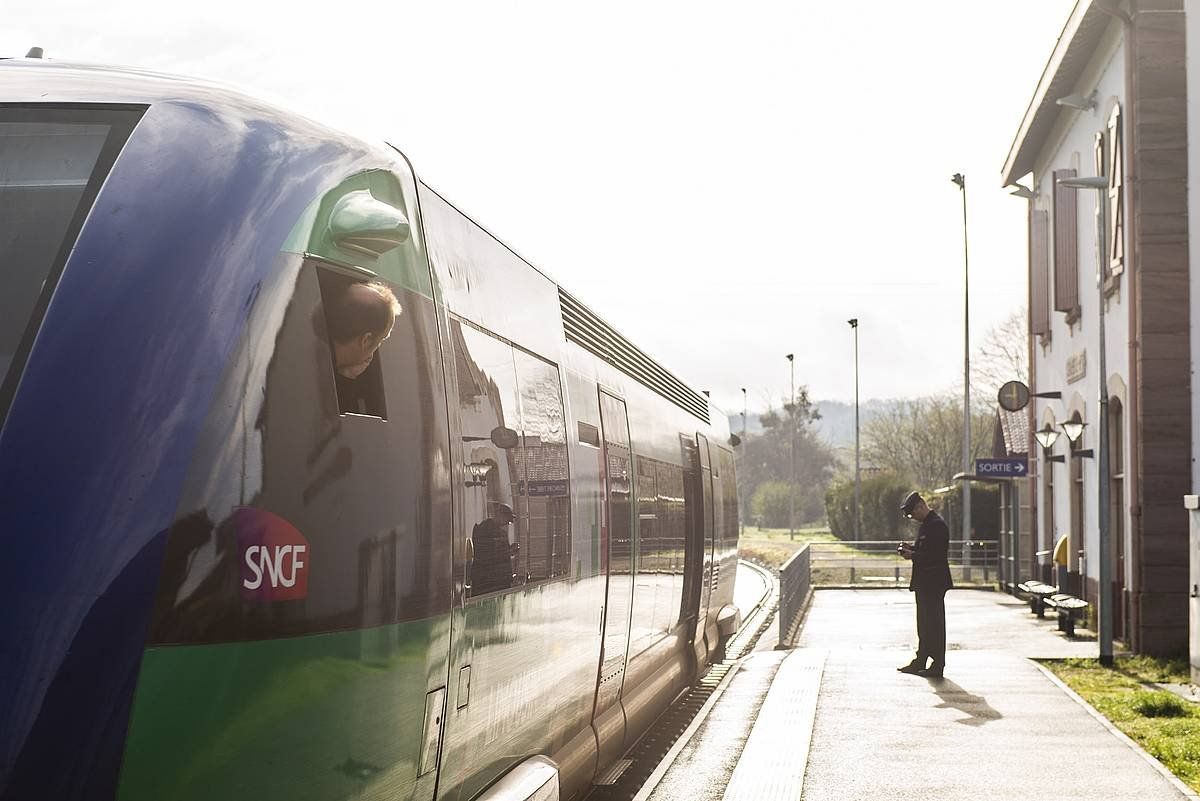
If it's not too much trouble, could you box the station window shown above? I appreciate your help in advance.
[578,421,601,448]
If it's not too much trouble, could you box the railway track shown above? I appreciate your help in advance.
[583,560,779,801]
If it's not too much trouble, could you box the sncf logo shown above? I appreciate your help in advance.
[234,507,310,602]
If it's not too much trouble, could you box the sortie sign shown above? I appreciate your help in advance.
[975,457,1029,477]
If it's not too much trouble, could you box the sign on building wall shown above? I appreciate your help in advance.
[1067,350,1087,384]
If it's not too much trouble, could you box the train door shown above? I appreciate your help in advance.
[694,433,717,660]
[592,390,635,764]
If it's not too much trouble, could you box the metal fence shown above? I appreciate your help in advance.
[777,545,811,644]
[776,540,1000,646]
[807,540,999,588]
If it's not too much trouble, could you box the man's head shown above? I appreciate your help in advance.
[327,281,402,379]
[492,504,515,525]
[901,491,930,522]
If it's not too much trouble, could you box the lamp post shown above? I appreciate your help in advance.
[953,173,972,558]
[848,318,861,542]
[787,354,796,539]
[1058,170,1114,667]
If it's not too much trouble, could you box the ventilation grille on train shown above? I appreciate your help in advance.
[559,288,710,423]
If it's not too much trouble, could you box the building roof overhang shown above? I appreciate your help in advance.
[1000,1,1123,187]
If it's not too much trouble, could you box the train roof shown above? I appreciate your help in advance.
[1,57,289,109]
[0,57,726,425]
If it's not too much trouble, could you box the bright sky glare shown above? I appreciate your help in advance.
[4,1,1076,416]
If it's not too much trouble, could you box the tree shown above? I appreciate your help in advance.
[862,394,993,488]
[739,385,836,526]
[973,309,1028,405]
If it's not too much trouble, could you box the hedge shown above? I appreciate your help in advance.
[824,474,1001,541]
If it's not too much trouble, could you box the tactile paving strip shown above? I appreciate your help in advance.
[720,649,827,801]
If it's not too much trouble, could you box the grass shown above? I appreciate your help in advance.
[737,526,835,569]
[1042,655,1200,792]
[741,525,836,542]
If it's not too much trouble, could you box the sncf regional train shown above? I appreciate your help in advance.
[0,59,742,801]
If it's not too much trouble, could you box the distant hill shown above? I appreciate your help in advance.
[728,399,902,449]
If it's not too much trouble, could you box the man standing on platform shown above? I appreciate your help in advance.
[896,491,953,678]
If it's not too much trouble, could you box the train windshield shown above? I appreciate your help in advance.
[0,107,140,407]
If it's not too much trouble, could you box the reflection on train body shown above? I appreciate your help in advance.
[0,62,740,801]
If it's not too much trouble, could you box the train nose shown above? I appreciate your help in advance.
[0,524,168,801]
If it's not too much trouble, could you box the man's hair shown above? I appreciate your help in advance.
[326,281,401,344]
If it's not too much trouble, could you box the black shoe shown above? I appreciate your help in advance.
[897,660,926,675]
[918,665,944,678]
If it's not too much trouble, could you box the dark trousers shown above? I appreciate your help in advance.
[914,588,947,666]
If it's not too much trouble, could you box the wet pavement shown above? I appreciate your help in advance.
[641,587,1198,801]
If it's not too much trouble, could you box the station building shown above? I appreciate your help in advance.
[1002,0,1189,655]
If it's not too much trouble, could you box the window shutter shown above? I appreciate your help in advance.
[1030,208,1050,336]
[1108,104,1124,278]
[1053,168,1079,313]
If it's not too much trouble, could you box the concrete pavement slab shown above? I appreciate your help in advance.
[797,589,1189,801]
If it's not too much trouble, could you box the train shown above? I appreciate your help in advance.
[0,57,741,801]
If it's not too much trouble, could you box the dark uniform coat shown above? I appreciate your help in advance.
[909,510,953,593]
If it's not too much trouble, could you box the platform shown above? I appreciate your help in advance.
[637,588,1198,801]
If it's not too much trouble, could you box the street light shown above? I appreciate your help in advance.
[1060,419,1087,444]
[1057,167,1113,667]
[953,172,972,547]
[787,353,795,539]
[1034,423,1061,452]
[1056,92,1098,112]
[848,318,861,542]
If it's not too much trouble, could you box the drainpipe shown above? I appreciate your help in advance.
[1123,1,1140,652]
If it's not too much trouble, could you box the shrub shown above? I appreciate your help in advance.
[750,481,826,529]
[824,472,912,540]
[923,483,1000,539]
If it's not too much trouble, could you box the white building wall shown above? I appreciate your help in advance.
[1030,33,1133,592]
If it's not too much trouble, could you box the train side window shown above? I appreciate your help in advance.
[514,349,571,583]
[453,319,523,598]
[316,267,401,418]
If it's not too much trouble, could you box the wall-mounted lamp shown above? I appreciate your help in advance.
[1058,175,1107,190]
[1060,420,1087,444]
[1034,424,1060,451]
[1056,92,1097,112]
[1008,183,1037,200]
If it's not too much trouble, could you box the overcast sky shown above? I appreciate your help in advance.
[4,0,1076,414]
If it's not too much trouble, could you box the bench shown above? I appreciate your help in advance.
[1017,581,1059,617]
[1043,594,1089,637]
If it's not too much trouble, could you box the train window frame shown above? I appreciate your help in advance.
[452,315,573,599]
[513,347,571,585]
[313,261,394,420]
[0,103,146,428]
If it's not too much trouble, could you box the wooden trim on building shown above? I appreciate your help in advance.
[1053,167,1080,315]
[1130,0,1189,656]
[1030,208,1051,337]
